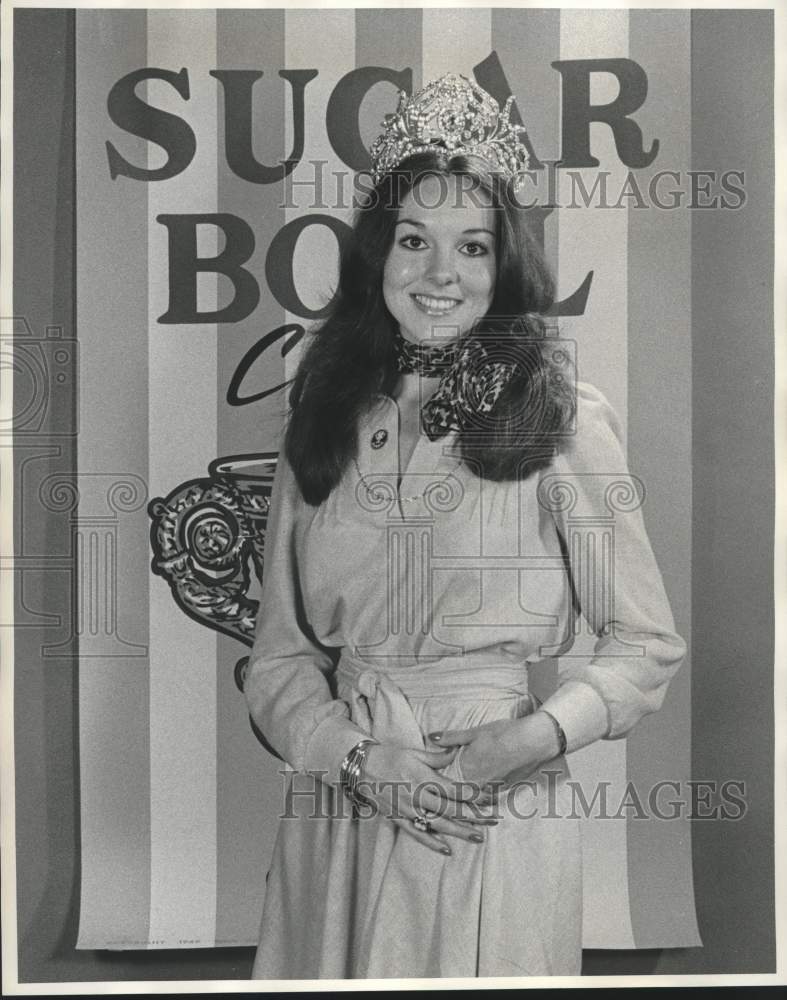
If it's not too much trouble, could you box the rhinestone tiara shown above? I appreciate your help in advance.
[369,73,530,190]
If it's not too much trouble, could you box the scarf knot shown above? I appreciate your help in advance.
[393,328,520,440]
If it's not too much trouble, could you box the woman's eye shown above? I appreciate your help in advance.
[461,241,490,257]
[399,234,427,250]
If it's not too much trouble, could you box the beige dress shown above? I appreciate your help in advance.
[244,381,686,979]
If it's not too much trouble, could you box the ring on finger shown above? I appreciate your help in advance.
[411,808,433,833]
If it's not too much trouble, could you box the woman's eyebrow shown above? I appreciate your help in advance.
[395,220,494,237]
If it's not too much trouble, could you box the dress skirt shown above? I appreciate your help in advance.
[251,652,583,980]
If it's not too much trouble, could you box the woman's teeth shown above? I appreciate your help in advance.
[413,294,461,315]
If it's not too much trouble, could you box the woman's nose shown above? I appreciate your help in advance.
[425,247,458,285]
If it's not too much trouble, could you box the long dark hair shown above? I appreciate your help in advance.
[285,151,575,506]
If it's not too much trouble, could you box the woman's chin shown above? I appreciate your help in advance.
[399,322,465,346]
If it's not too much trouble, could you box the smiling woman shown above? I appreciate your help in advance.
[243,74,686,979]
[382,174,496,341]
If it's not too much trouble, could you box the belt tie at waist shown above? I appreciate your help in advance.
[337,652,537,750]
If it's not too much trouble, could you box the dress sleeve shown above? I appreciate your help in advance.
[244,448,370,785]
[535,382,687,754]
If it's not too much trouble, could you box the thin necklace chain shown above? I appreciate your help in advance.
[352,456,461,505]
[352,457,423,503]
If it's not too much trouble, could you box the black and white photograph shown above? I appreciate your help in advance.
[1,0,783,991]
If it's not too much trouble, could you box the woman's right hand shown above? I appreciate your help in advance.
[357,742,499,855]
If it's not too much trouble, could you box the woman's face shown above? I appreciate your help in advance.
[382,173,497,345]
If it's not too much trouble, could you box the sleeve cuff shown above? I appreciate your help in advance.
[537,680,611,754]
[303,714,373,786]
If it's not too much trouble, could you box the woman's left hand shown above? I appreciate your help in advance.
[429,713,560,797]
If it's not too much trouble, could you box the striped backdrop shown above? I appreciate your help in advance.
[74,8,701,951]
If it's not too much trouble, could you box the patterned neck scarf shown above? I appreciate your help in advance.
[393,327,520,440]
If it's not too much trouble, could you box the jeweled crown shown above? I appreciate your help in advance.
[369,73,530,189]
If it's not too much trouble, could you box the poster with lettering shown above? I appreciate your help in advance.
[2,0,780,991]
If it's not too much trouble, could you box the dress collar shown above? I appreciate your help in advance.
[355,394,462,484]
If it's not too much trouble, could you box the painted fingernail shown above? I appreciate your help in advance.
[470,833,484,843]
[441,846,452,855]
[429,732,442,741]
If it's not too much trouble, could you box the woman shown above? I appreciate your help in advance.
[245,74,686,979]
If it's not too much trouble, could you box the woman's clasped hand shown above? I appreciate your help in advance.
[427,712,563,800]
[357,740,500,854]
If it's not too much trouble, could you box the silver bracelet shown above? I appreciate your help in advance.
[538,709,568,758]
[339,738,378,817]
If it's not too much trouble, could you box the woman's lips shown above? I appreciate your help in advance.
[411,293,462,316]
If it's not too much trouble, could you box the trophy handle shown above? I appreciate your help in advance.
[148,454,283,759]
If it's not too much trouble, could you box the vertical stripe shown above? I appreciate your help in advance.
[491,8,561,274]
[147,9,218,948]
[284,9,355,386]
[356,7,423,144]
[12,9,79,974]
[689,9,775,973]
[356,8,422,93]
[558,10,629,420]
[74,9,152,949]
[422,8,491,83]
[557,8,635,951]
[626,10,700,948]
[214,7,287,947]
